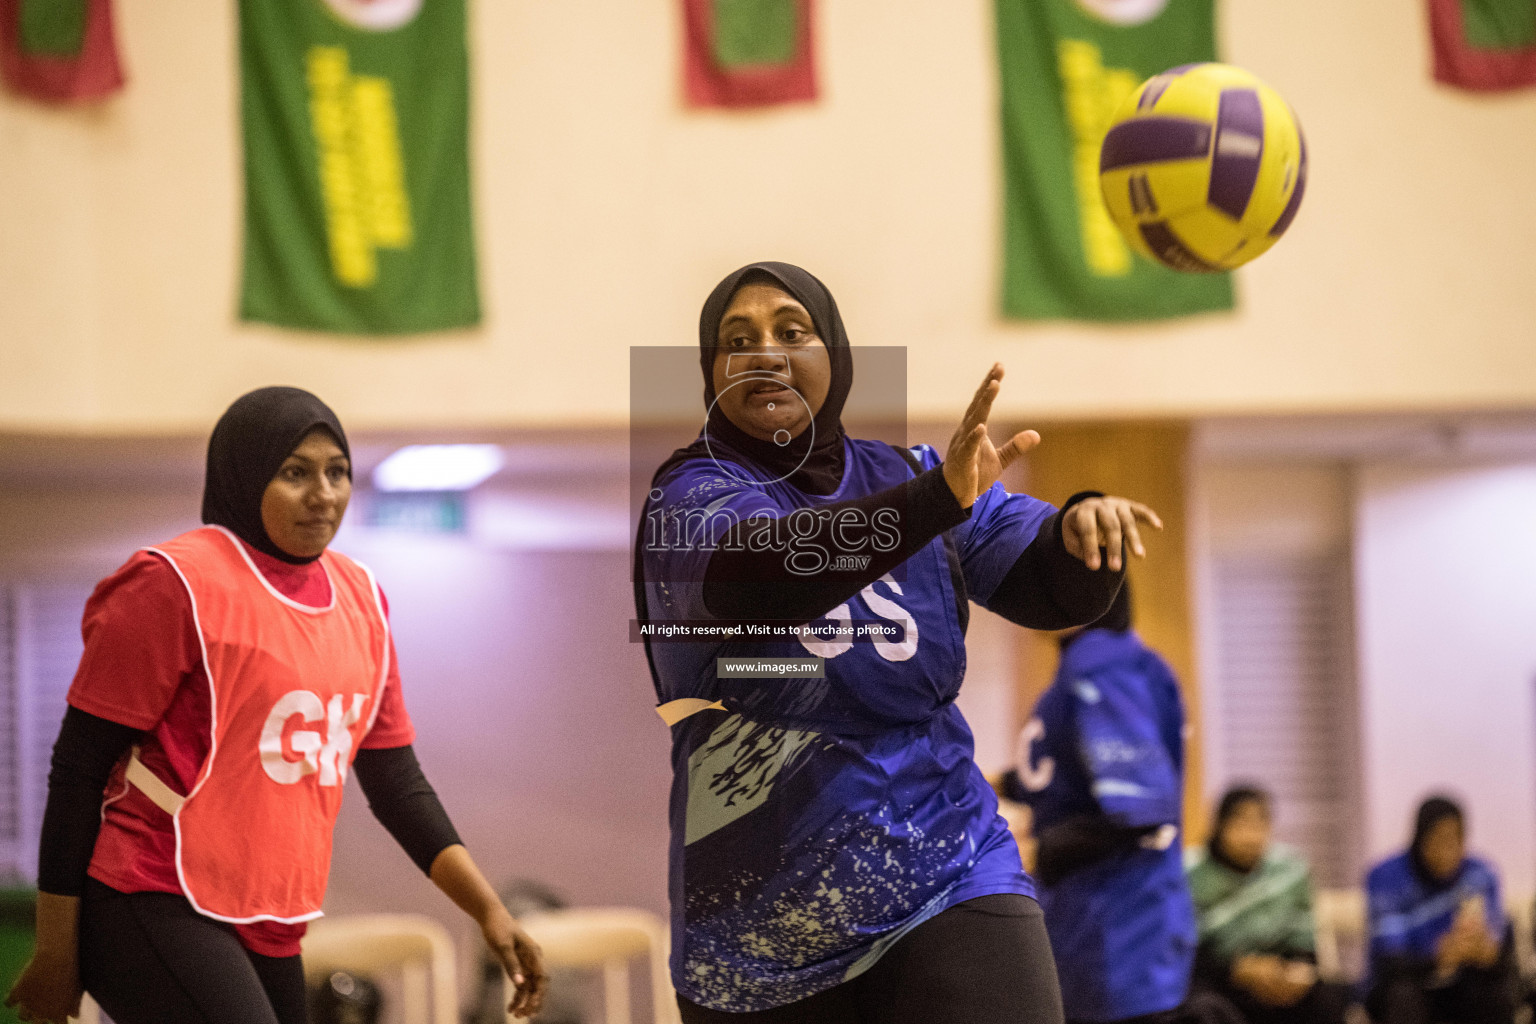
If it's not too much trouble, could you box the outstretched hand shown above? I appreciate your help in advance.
[943,364,1040,508]
[939,364,1161,569]
[1061,496,1162,571]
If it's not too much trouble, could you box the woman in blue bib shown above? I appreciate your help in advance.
[635,262,1160,1024]
[1006,581,1202,1024]
[1364,796,1516,1024]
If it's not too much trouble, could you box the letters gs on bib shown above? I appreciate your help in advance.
[799,575,919,663]
[259,690,370,786]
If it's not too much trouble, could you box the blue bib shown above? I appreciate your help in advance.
[1366,851,1505,987]
[641,440,1052,1011]
[1019,629,1195,1021]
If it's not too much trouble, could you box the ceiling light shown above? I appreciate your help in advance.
[372,444,504,492]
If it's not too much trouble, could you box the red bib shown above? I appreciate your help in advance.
[132,526,390,924]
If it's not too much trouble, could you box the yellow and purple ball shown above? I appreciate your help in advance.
[1098,63,1307,273]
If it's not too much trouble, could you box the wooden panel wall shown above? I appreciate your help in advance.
[1010,421,1206,840]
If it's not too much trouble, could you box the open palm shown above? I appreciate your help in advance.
[943,364,1039,508]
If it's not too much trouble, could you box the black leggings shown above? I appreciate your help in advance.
[1189,976,1351,1024]
[79,879,308,1024]
[1365,963,1517,1024]
[677,894,1064,1024]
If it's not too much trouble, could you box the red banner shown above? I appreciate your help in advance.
[1429,0,1536,92]
[683,0,816,109]
[0,0,124,102]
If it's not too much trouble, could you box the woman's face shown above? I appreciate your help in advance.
[260,429,351,558]
[1419,817,1466,882]
[710,281,831,443]
[1218,799,1271,872]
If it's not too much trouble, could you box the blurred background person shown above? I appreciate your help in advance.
[1185,784,1349,1024]
[1006,582,1232,1024]
[1363,796,1516,1024]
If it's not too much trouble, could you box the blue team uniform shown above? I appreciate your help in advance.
[1366,851,1505,983]
[1018,628,1195,1022]
[640,439,1052,1012]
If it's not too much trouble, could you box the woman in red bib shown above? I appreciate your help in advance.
[5,388,548,1024]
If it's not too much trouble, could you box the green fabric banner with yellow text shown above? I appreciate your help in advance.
[239,0,477,335]
[997,0,1232,321]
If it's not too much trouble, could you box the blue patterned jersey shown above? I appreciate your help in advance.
[640,440,1051,1011]
[1017,628,1195,1022]
[1366,851,1505,980]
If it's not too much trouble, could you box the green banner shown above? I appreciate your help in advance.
[239,0,478,335]
[19,0,88,56]
[996,0,1232,321]
[713,0,798,68]
[1461,0,1536,49]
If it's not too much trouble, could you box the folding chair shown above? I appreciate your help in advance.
[508,907,678,1024]
[302,913,458,1024]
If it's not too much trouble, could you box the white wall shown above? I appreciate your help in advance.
[1354,462,1536,897]
[1193,462,1354,802]
[5,0,1536,433]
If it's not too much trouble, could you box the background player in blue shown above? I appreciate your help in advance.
[1363,796,1516,1024]
[634,261,1163,1024]
[1005,582,1212,1024]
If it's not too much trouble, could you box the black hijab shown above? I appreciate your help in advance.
[1409,795,1465,889]
[657,261,856,497]
[201,387,351,565]
[1209,784,1270,873]
[1059,578,1133,650]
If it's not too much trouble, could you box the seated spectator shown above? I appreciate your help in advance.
[1185,785,1350,1024]
[1364,795,1516,1024]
